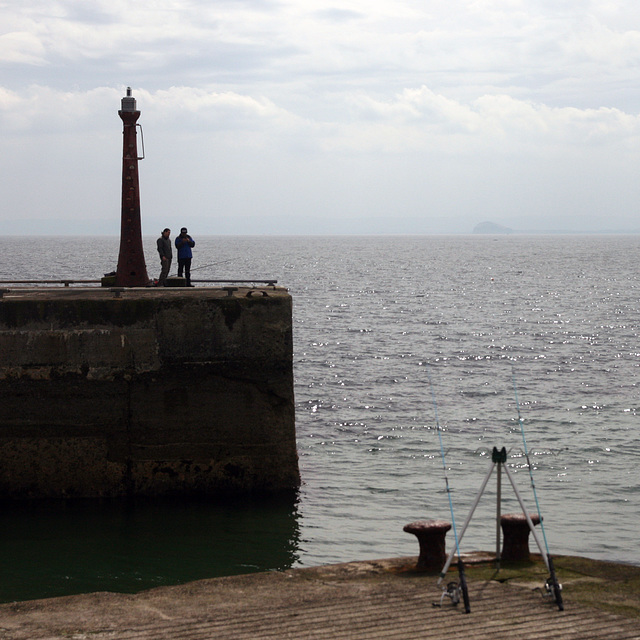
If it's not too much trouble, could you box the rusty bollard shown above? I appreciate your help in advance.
[403,519,451,571]
[500,513,541,561]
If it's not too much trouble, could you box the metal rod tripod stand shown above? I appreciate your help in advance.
[438,446,563,610]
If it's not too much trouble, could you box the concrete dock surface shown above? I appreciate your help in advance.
[0,554,638,639]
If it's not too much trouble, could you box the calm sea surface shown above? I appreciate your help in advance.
[0,234,638,602]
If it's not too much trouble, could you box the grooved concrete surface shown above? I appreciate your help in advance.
[0,558,638,640]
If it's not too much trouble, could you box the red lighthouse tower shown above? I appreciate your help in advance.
[115,87,150,287]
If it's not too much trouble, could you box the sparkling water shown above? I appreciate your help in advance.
[0,233,638,602]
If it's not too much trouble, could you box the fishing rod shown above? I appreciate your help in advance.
[169,258,235,278]
[427,369,471,614]
[512,370,564,611]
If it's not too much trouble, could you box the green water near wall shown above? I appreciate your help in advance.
[0,495,300,603]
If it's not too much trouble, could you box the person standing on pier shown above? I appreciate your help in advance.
[175,227,196,287]
[156,228,172,286]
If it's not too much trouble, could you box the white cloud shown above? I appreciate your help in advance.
[4,83,639,153]
[0,30,47,65]
[1,1,640,233]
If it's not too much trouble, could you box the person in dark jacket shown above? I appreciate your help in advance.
[156,228,172,286]
[175,227,196,287]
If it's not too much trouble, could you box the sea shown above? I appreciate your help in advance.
[0,233,638,603]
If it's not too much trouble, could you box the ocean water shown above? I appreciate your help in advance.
[0,234,638,602]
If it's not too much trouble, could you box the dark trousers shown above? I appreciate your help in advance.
[158,258,171,286]
[178,257,192,285]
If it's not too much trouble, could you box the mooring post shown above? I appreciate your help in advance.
[115,87,150,287]
[403,519,452,571]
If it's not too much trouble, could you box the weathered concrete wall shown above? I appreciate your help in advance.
[0,287,299,499]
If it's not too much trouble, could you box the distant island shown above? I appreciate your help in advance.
[473,221,514,234]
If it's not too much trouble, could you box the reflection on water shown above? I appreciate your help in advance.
[2,234,640,601]
[0,495,300,603]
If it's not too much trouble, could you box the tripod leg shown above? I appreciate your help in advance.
[502,463,563,611]
[438,462,496,583]
[502,464,548,564]
[496,462,502,569]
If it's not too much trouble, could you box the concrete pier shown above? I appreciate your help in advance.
[0,286,299,498]
[0,555,639,639]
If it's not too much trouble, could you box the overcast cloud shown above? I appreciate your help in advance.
[1,0,640,235]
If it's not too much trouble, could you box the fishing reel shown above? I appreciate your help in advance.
[434,581,463,607]
[544,576,564,610]
[534,575,564,610]
[433,562,471,613]
[544,576,562,597]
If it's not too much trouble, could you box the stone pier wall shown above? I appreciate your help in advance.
[0,287,299,499]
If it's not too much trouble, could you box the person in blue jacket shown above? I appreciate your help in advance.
[175,227,196,286]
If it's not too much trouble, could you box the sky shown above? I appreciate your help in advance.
[1,0,640,235]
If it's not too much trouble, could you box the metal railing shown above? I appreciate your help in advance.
[0,279,277,287]
[0,279,279,298]
[192,279,277,286]
[0,280,101,287]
